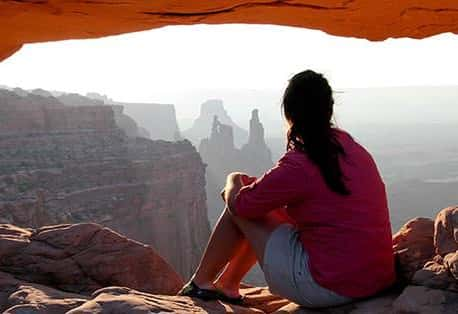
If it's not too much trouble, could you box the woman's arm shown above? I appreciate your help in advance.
[226,151,306,219]
[222,172,255,215]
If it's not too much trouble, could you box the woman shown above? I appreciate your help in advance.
[178,70,395,308]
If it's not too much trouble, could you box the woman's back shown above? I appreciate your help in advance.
[285,129,395,298]
[235,128,395,298]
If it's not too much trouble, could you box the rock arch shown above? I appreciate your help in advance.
[1,1,458,61]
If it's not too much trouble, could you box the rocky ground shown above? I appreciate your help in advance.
[0,207,456,313]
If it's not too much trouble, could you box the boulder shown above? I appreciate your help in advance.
[0,223,183,296]
[392,217,435,281]
[434,206,458,255]
[394,207,458,293]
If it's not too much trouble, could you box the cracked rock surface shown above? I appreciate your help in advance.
[0,223,183,296]
[0,205,457,313]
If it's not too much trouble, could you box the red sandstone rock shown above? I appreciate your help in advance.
[412,257,458,292]
[0,278,284,314]
[0,223,183,296]
[0,271,88,314]
[68,286,269,314]
[444,251,458,280]
[434,206,458,256]
[273,292,398,313]
[392,217,435,280]
[394,207,458,293]
[0,219,456,313]
[392,285,458,314]
[2,1,458,62]
[2,280,456,314]
[0,44,21,62]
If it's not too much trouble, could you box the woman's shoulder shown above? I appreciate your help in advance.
[333,128,376,161]
[333,127,353,141]
[279,149,310,167]
[333,127,361,149]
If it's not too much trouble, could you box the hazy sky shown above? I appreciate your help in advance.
[1,24,458,104]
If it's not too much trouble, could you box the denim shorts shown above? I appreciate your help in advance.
[261,224,353,308]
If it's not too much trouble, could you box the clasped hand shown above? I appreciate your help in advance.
[220,172,256,203]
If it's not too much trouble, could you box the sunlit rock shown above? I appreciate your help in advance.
[2,1,458,62]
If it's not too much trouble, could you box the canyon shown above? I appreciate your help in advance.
[0,88,210,279]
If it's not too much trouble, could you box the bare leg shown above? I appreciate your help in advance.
[190,206,290,297]
[191,208,247,290]
[214,241,257,297]
[215,208,292,293]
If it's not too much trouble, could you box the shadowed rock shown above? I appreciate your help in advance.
[0,223,183,296]
[394,207,458,293]
[392,217,435,281]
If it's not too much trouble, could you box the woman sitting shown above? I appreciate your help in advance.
[179,70,396,308]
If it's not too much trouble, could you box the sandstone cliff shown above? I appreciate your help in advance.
[31,88,180,141]
[119,102,181,141]
[56,91,151,139]
[2,87,150,140]
[0,89,211,279]
[0,206,456,313]
[86,92,181,141]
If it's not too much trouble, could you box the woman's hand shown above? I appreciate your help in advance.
[221,172,256,202]
[240,174,257,185]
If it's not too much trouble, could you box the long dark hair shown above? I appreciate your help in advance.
[282,70,350,195]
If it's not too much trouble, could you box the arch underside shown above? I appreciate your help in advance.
[1,0,458,61]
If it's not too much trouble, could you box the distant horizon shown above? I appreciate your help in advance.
[1,24,458,99]
[3,84,458,137]
[2,82,458,105]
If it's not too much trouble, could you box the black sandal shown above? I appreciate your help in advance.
[215,290,245,306]
[177,281,221,301]
[177,282,245,305]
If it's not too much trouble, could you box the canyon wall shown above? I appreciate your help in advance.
[0,89,210,278]
[54,91,152,139]
[118,102,181,141]
[86,92,181,141]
